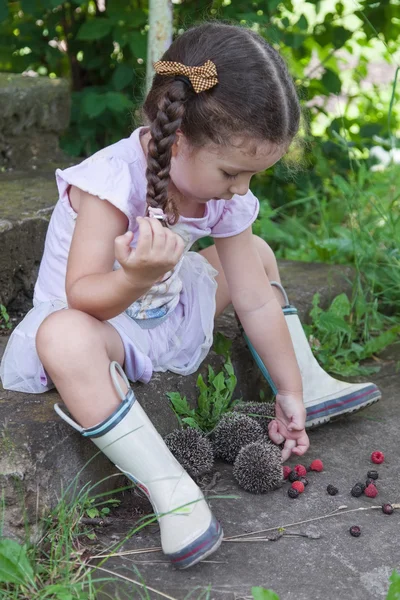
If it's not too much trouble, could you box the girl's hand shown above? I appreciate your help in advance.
[268,393,310,462]
[114,217,185,287]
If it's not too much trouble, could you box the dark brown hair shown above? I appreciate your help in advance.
[142,21,301,224]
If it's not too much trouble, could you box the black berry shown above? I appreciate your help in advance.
[299,476,309,486]
[355,482,366,492]
[349,525,361,537]
[367,470,379,480]
[288,471,300,483]
[382,503,394,515]
[288,488,299,498]
[327,484,338,496]
[351,485,363,498]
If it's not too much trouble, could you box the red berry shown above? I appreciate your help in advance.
[283,466,292,480]
[364,483,378,498]
[310,459,324,472]
[371,451,384,464]
[291,481,305,493]
[294,464,307,477]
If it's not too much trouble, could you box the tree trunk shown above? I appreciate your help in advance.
[146,0,173,94]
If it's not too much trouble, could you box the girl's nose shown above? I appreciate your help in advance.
[230,180,250,196]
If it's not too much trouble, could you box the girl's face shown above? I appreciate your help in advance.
[169,132,286,204]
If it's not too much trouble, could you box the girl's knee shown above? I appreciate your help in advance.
[36,309,101,363]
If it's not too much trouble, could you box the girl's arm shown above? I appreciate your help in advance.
[214,226,302,397]
[66,189,183,321]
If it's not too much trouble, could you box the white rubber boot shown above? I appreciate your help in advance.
[54,361,223,569]
[240,282,381,428]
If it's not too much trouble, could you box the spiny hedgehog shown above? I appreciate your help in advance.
[233,439,283,494]
[211,413,264,464]
[164,427,214,478]
[232,401,275,434]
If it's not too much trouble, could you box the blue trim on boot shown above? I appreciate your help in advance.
[82,389,136,438]
[243,333,278,395]
[166,515,223,569]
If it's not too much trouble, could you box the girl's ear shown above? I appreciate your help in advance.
[172,129,184,158]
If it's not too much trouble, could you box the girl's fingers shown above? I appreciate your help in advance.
[114,231,134,264]
[135,217,153,256]
[146,217,167,254]
[281,439,296,462]
[268,420,285,445]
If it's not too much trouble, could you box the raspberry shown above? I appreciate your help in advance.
[349,525,361,537]
[351,485,363,498]
[310,459,323,472]
[364,483,378,498]
[382,503,394,515]
[288,488,299,498]
[327,484,338,496]
[291,481,305,493]
[299,476,309,486]
[367,470,379,480]
[366,478,375,487]
[294,464,307,477]
[371,451,384,464]
[283,466,292,480]
[288,471,300,483]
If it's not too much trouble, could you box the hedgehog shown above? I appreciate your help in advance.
[232,401,275,435]
[233,439,283,493]
[211,413,264,463]
[164,427,214,479]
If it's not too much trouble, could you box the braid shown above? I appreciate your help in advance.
[145,81,188,225]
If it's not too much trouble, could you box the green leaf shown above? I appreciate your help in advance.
[321,68,341,95]
[251,586,280,600]
[111,64,134,91]
[212,372,226,394]
[181,417,202,430]
[362,326,400,358]
[166,392,194,417]
[317,312,351,335]
[213,332,233,358]
[105,91,133,112]
[0,539,35,585]
[329,293,351,319]
[82,92,108,118]
[386,570,400,600]
[86,507,99,518]
[76,19,112,41]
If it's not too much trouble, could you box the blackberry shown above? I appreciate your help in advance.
[327,484,339,496]
[288,471,300,483]
[288,487,299,498]
[382,503,394,515]
[367,470,379,480]
[351,485,363,498]
[299,476,309,486]
[349,525,361,537]
[355,482,366,492]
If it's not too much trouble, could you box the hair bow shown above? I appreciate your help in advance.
[153,59,218,94]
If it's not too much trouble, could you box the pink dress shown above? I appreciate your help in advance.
[0,127,259,394]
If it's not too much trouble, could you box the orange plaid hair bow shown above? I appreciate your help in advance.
[153,59,218,94]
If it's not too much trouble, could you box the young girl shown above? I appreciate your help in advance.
[0,22,380,568]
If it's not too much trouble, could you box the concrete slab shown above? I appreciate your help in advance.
[91,344,400,600]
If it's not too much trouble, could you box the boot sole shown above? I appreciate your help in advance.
[167,515,224,569]
[305,384,381,429]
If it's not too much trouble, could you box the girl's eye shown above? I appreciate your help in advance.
[222,171,238,180]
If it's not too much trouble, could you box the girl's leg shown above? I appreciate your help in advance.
[37,308,223,567]
[199,235,282,316]
[36,309,127,428]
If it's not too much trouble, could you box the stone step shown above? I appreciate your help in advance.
[0,261,353,540]
[0,73,70,170]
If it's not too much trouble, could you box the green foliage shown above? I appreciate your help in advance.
[0,305,12,331]
[304,292,400,376]
[82,496,120,519]
[167,356,238,432]
[387,570,400,600]
[167,333,238,432]
[251,587,280,600]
